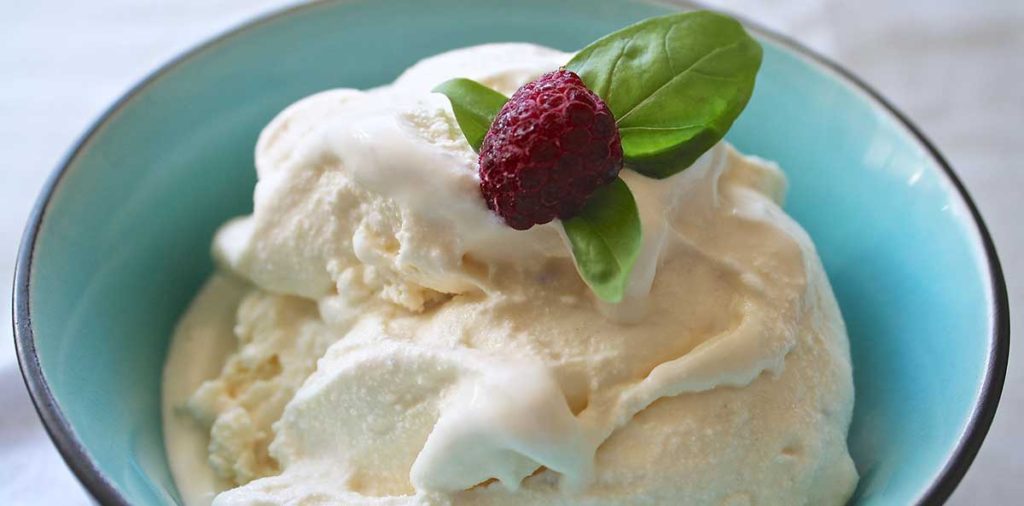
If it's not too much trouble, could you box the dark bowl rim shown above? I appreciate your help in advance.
[11,1,1010,505]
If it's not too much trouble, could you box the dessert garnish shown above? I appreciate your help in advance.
[436,10,761,302]
[477,69,623,232]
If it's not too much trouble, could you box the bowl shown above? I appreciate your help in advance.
[13,0,1009,504]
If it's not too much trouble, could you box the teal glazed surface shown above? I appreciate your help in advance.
[14,0,1007,505]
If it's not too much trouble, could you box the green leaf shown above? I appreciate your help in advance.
[562,178,642,303]
[432,78,508,151]
[566,11,762,178]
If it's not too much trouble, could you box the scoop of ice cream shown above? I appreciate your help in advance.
[162,43,857,506]
[214,44,573,311]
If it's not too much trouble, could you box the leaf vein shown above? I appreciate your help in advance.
[688,69,742,81]
[602,35,633,101]
[618,124,703,132]
[663,24,680,74]
[616,39,745,124]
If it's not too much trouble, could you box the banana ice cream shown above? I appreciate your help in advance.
[162,43,858,506]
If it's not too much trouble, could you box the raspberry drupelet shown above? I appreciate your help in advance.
[478,69,623,230]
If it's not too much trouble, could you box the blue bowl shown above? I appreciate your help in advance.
[13,0,1008,504]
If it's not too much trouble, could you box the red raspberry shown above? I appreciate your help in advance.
[478,69,623,230]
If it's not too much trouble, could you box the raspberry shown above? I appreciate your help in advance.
[478,69,623,230]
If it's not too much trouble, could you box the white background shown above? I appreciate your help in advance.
[2,0,1021,503]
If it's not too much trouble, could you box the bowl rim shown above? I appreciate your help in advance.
[11,1,1009,505]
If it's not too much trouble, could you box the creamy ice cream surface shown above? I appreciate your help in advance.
[162,43,858,506]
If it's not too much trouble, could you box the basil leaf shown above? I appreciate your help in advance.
[566,11,762,178]
[562,178,642,303]
[433,78,508,151]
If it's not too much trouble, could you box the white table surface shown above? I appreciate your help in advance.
[2,1,1021,504]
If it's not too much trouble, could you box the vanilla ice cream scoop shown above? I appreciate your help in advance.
[162,43,857,506]
[213,44,573,312]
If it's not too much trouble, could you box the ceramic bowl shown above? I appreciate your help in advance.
[14,0,1009,504]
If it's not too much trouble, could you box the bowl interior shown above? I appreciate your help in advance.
[21,0,1000,504]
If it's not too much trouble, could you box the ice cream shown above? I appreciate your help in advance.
[162,43,858,506]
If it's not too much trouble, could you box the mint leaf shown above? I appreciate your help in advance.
[566,11,762,178]
[562,178,642,303]
[433,78,508,151]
